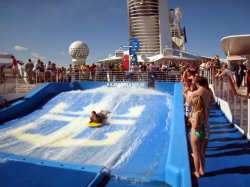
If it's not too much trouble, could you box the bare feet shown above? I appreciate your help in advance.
[199,170,204,176]
[191,153,194,158]
[192,172,200,178]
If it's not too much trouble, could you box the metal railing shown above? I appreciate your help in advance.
[0,70,182,94]
[199,68,214,84]
[64,70,182,82]
[213,76,250,139]
[0,76,28,94]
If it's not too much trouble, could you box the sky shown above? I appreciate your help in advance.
[0,0,249,67]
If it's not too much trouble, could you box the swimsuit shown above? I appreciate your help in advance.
[190,113,206,141]
[190,129,205,141]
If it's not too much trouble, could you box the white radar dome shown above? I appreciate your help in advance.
[69,41,89,64]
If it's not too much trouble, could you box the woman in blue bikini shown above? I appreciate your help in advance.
[189,95,206,178]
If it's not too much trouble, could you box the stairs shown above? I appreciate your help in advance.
[195,104,250,187]
[1,75,36,94]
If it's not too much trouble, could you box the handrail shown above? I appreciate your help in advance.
[213,75,250,139]
[226,75,250,98]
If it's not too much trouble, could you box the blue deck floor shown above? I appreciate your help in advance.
[197,105,250,187]
[0,154,105,187]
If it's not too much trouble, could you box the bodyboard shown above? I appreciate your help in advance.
[88,122,103,127]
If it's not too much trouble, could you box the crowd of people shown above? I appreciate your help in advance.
[214,56,250,96]
[4,56,193,84]
[181,55,250,178]
[2,55,250,97]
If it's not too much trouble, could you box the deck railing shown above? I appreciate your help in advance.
[213,76,250,139]
[0,70,182,94]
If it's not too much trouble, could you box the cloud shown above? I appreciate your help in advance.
[31,52,45,60]
[14,45,28,52]
[60,51,65,55]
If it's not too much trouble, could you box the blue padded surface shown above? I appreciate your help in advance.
[105,178,171,187]
[0,159,100,187]
[198,105,250,187]
[0,82,190,187]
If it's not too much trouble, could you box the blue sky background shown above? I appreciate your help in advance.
[0,0,249,67]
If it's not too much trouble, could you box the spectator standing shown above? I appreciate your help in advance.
[33,59,41,83]
[90,63,97,80]
[233,61,247,89]
[67,64,73,82]
[45,61,53,82]
[148,65,157,88]
[11,56,18,76]
[161,62,168,72]
[213,55,221,70]
[243,56,250,69]
[51,63,57,82]
[24,59,34,83]
[39,62,45,83]
[243,56,250,86]
[149,62,156,71]
[200,59,207,71]
[141,62,147,72]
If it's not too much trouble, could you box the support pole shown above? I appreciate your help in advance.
[248,99,250,140]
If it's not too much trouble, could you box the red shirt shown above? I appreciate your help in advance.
[12,58,17,67]
[90,64,96,71]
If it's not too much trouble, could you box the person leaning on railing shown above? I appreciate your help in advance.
[214,63,234,81]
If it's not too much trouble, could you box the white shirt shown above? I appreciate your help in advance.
[33,62,41,71]
[243,60,250,69]
[46,63,53,70]
[221,68,234,80]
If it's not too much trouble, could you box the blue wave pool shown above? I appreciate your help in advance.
[0,82,191,187]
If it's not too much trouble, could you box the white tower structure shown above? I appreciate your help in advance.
[69,41,89,65]
[127,0,172,57]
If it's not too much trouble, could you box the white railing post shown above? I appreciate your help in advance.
[248,99,250,139]
[107,71,110,82]
[4,80,6,94]
[15,77,18,94]
[209,68,212,84]
[240,97,243,129]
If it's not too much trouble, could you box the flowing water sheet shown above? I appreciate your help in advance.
[0,86,173,181]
